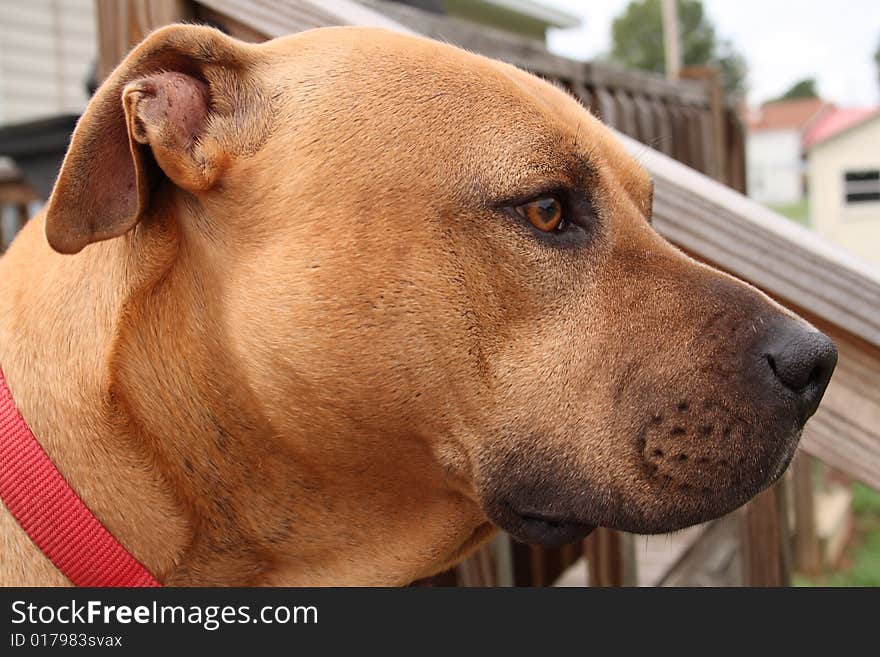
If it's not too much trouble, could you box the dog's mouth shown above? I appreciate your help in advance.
[491,502,596,547]
[480,417,806,545]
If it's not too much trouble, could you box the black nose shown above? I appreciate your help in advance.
[764,320,837,422]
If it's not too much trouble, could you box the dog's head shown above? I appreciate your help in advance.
[45,26,836,550]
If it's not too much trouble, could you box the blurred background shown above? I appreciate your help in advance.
[0,0,877,586]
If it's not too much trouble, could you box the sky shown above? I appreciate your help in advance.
[539,0,880,107]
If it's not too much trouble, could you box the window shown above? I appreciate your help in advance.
[844,170,880,203]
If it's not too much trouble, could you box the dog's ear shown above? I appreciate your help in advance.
[45,24,262,254]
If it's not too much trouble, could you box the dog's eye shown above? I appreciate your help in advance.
[515,196,564,232]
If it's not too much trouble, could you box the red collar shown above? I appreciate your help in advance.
[0,367,160,586]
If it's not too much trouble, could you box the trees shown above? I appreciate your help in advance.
[767,78,819,104]
[610,0,746,94]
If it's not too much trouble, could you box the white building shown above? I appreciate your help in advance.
[807,109,880,268]
[747,98,832,207]
[0,0,96,126]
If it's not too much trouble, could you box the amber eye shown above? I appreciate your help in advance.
[515,196,564,232]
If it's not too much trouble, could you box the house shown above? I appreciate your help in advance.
[0,0,96,126]
[807,108,880,267]
[0,0,95,215]
[746,98,833,207]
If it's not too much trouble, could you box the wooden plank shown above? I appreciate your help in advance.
[797,330,880,490]
[592,87,618,128]
[95,0,193,78]
[651,100,676,156]
[682,66,727,182]
[685,107,705,173]
[659,516,742,586]
[196,0,332,36]
[490,533,515,586]
[454,543,496,586]
[698,109,717,179]
[584,529,637,586]
[195,5,268,43]
[528,545,548,586]
[522,543,581,586]
[614,89,639,138]
[779,477,794,578]
[317,0,416,32]
[198,0,415,39]
[570,82,593,115]
[555,525,705,586]
[635,524,706,585]
[667,105,692,167]
[741,484,791,586]
[724,107,748,193]
[632,95,657,148]
[708,71,728,183]
[792,453,821,574]
[584,61,708,106]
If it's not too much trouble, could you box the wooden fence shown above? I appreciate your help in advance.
[2,0,878,586]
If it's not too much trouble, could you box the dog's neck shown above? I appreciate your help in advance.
[0,209,191,582]
[0,201,492,585]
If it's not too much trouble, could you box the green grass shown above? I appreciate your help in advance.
[769,199,810,226]
[794,483,880,587]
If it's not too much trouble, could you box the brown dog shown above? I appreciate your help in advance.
[0,25,836,586]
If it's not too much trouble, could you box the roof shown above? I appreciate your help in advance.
[748,97,833,134]
[804,107,880,149]
[477,0,580,28]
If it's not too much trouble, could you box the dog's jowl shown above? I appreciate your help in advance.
[0,25,836,585]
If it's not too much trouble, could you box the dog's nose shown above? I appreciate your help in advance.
[763,319,837,422]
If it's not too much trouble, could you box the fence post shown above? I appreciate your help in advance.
[490,533,515,586]
[591,86,618,128]
[792,453,821,574]
[741,482,792,586]
[681,66,727,184]
[570,82,593,114]
[454,544,496,586]
[584,529,637,586]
